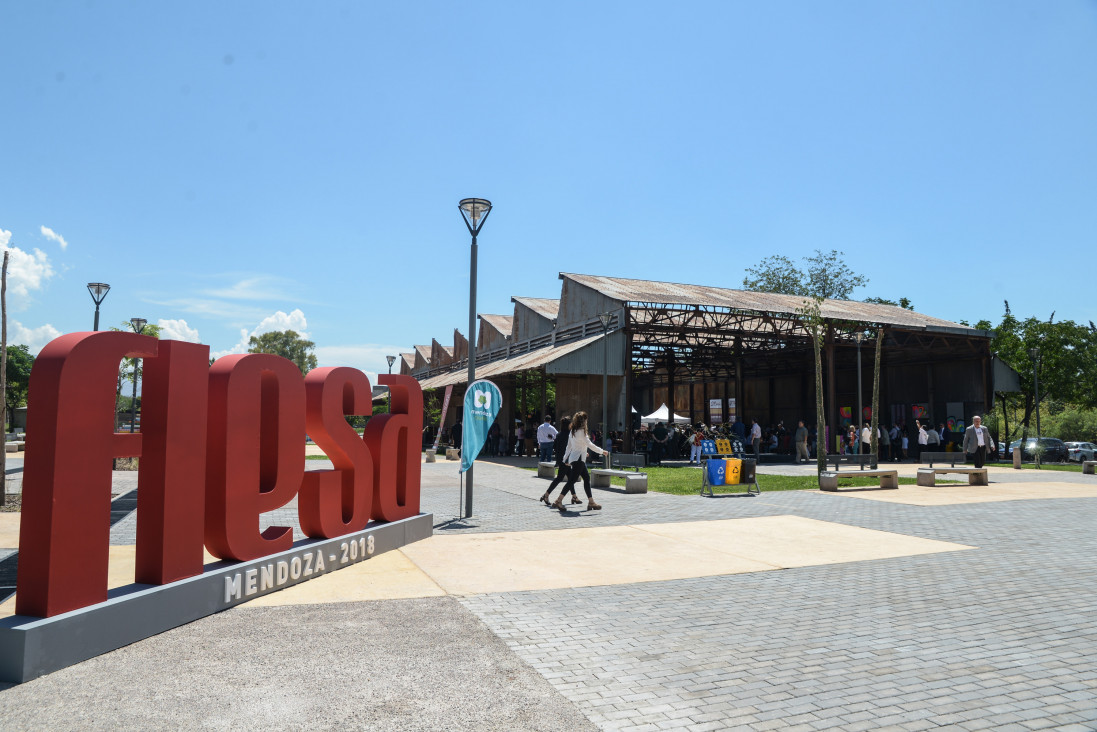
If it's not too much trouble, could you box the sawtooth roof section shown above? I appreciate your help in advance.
[399,353,415,375]
[560,273,976,333]
[413,345,432,368]
[511,297,559,321]
[479,313,513,336]
[417,332,604,390]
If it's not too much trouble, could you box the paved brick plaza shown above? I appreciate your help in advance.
[2,458,1096,730]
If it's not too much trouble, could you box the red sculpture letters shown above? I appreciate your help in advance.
[16,332,422,618]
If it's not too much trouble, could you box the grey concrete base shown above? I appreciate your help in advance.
[424,450,436,462]
[917,467,988,486]
[445,448,460,460]
[1084,461,1096,475]
[537,462,556,478]
[819,470,898,491]
[0,513,432,684]
[590,469,648,493]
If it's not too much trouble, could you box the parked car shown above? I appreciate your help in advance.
[1007,437,1070,463]
[1065,441,1097,462]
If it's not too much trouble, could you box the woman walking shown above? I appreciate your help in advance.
[553,411,608,511]
[540,416,580,507]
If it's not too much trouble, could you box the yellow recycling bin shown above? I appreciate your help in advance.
[724,457,742,485]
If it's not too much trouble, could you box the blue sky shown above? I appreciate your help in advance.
[2,1,1095,379]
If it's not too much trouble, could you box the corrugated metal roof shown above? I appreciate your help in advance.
[560,273,973,331]
[479,313,512,335]
[414,345,432,361]
[511,297,559,321]
[400,353,415,369]
[417,332,604,390]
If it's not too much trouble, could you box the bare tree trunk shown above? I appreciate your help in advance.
[870,326,882,470]
[814,325,826,481]
[1,251,8,506]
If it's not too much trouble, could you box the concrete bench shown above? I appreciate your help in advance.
[827,454,874,471]
[1083,461,1096,475]
[537,461,557,478]
[606,453,646,470]
[819,469,898,491]
[445,448,460,461]
[590,468,648,493]
[920,451,965,467]
[917,467,988,486]
[4,442,24,453]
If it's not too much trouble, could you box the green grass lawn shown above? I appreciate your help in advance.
[1011,462,1087,473]
[520,465,932,495]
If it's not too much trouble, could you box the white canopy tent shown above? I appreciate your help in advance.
[639,403,691,425]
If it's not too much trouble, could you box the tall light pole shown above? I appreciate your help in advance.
[459,198,492,519]
[386,355,396,413]
[129,317,147,433]
[854,332,864,454]
[87,283,110,331]
[1029,346,1041,439]
[599,312,612,464]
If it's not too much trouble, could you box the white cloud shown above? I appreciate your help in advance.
[252,308,308,338]
[40,225,69,250]
[209,309,309,361]
[157,318,200,343]
[1,229,56,301]
[201,276,297,301]
[11,320,63,354]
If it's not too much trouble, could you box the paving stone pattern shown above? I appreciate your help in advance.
[81,458,1097,728]
[451,464,1097,730]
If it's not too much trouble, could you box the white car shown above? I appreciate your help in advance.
[1065,441,1097,462]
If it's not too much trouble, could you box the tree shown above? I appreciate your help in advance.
[247,330,318,375]
[5,344,33,421]
[110,321,162,429]
[795,295,828,483]
[984,301,1097,443]
[741,255,806,296]
[742,249,868,300]
[864,296,914,311]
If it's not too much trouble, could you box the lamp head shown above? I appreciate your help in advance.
[130,317,148,333]
[598,312,613,329]
[458,198,492,235]
[386,355,396,367]
[87,282,111,303]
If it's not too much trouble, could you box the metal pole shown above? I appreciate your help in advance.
[1033,351,1040,439]
[465,233,477,518]
[94,305,101,331]
[856,339,863,454]
[602,323,608,465]
[130,359,139,433]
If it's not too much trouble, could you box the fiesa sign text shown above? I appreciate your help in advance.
[17,331,422,618]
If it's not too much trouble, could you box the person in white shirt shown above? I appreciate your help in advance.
[750,419,762,460]
[861,423,872,454]
[536,415,558,463]
[554,411,608,511]
[916,420,928,461]
[962,415,996,468]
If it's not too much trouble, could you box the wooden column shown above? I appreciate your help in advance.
[825,324,836,449]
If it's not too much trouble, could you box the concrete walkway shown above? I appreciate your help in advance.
[1,457,1096,729]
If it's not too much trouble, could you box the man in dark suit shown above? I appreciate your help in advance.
[962,415,996,468]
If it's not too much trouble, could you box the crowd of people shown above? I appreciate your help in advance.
[427,413,992,466]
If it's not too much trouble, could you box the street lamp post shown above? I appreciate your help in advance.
[1029,347,1041,439]
[854,332,864,454]
[386,355,396,413]
[599,312,612,465]
[129,318,147,433]
[458,198,492,519]
[87,283,111,331]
